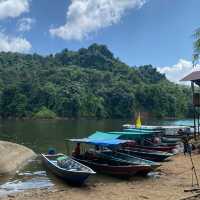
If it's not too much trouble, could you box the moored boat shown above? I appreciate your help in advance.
[99,151,161,171]
[124,128,162,134]
[73,153,151,178]
[69,137,154,177]
[41,153,95,185]
[123,125,191,138]
[118,147,173,162]
[143,138,178,148]
[161,137,181,143]
[135,145,176,153]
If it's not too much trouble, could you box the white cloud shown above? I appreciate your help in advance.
[50,0,146,41]
[0,1,32,52]
[157,59,200,84]
[0,32,31,53]
[17,17,35,32]
[0,0,30,20]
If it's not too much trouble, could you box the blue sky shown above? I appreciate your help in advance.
[0,0,200,82]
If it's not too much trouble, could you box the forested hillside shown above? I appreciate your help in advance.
[0,44,192,119]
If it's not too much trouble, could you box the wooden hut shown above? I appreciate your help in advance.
[181,70,200,138]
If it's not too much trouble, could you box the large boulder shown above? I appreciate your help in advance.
[0,141,36,175]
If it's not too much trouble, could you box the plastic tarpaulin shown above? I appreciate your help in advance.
[108,132,153,140]
[69,138,128,147]
[88,131,120,140]
[123,129,159,133]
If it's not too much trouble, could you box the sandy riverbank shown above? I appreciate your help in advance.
[2,153,200,200]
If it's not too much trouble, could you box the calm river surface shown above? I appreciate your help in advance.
[0,118,193,196]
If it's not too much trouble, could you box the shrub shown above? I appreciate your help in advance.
[34,107,57,119]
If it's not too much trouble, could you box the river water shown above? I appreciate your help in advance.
[0,118,193,196]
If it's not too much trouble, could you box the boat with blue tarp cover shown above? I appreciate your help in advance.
[73,154,151,178]
[68,137,154,177]
[41,153,95,185]
[78,131,177,151]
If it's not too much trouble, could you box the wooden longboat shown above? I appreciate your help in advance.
[41,153,95,185]
[161,137,181,143]
[119,147,173,162]
[72,154,151,178]
[99,151,161,170]
[144,138,178,147]
[135,145,176,153]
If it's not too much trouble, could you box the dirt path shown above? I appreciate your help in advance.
[1,154,200,200]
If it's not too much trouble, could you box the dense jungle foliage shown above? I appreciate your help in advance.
[0,44,192,119]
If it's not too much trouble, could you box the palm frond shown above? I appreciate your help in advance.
[193,28,200,38]
[194,39,200,53]
[193,28,200,62]
[193,54,199,64]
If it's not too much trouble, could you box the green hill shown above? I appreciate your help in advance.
[0,44,192,119]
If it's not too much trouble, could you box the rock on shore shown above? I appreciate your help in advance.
[0,141,36,175]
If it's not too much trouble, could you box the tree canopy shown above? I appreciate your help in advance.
[193,28,200,62]
[0,43,192,119]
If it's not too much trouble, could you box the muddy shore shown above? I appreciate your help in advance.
[1,153,200,200]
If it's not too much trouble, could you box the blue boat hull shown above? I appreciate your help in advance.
[41,154,94,185]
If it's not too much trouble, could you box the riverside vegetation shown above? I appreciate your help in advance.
[0,44,192,119]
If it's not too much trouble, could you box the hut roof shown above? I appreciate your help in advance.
[181,70,200,86]
[181,71,200,82]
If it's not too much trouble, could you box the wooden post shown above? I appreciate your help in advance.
[198,107,200,137]
[189,152,199,187]
[192,82,197,140]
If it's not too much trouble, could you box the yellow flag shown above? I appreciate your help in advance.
[135,112,142,128]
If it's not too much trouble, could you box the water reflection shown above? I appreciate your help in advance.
[0,159,53,197]
[0,119,129,153]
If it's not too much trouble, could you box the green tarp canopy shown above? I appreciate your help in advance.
[88,131,120,140]
[69,131,154,147]
[108,131,153,140]
[123,129,162,133]
[89,131,153,141]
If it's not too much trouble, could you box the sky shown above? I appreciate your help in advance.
[0,0,200,83]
